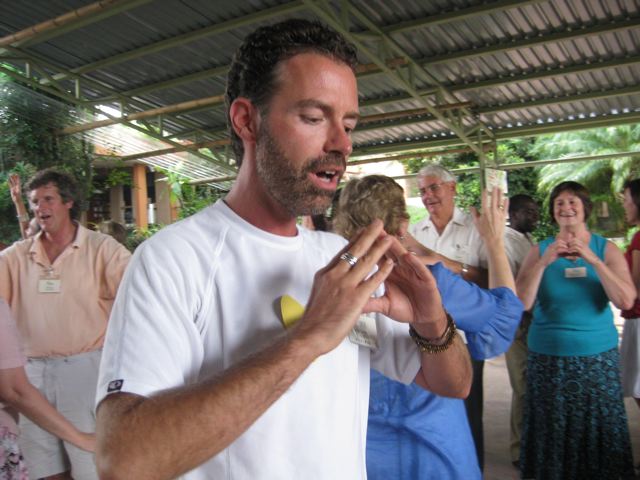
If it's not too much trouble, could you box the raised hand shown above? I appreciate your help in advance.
[471,187,508,243]
[294,219,394,355]
[365,237,447,334]
[8,173,22,204]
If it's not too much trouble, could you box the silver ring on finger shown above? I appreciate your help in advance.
[339,251,358,268]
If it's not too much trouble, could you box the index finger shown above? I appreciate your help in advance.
[327,219,387,272]
[490,187,504,210]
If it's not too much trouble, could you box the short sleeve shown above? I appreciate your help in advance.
[96,235,210,406]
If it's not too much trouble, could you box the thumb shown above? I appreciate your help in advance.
[363,296,388,316]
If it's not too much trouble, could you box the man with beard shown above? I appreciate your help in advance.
[94,19,471,480]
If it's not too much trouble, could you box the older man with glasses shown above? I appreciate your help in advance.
[408,163,491,472]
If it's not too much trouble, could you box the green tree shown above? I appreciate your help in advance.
[532,125,640,235]
[404,139,554,240]
[0,74,94,243]
[532,125,640,194]
[156,165,225,219]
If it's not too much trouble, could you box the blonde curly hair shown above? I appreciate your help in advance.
[333,175,409,239]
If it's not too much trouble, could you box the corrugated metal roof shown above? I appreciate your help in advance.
[0,0,638,180]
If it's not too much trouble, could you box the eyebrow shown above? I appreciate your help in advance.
[295,99,360,122]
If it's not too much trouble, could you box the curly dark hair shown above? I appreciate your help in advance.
[26,168,80,220]
[225,18,358,166]
[623,178,640,222]
[548,181,593,224]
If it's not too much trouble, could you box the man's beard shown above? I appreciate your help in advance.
[255,122,345,217]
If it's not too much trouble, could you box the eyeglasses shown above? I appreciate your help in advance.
[419,182,445,196]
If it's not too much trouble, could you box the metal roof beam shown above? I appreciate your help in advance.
[476,85,640,115]
[69,0,556,104]
[86,12,640,120]
[2,47,231,149]
[423,17,640,69]
[81,4,638,108]
[0,0,153,49]
[360,55,640,110]
[392,150,640,181]
[86,55,408,105]
[347,146,489,166]
[39,1,306,86]
[59,95,225,135]
[155,81,640,143]
[1,57,236,173]
[97,139,230,163]
[452,56,640,93]
[377,0,546,36]
[303,0,493,161]
[355,87,640,134]
[352,111,640,156]
[89,65,230,104]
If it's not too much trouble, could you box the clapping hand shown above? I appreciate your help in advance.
[471,187,508,243]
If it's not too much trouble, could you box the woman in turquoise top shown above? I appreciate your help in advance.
[516,181,636,480]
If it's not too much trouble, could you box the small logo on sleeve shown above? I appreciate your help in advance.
[107,379,124,393]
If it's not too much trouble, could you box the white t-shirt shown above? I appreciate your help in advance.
[503,226,534,276]
[409,207,487,269]
[97,200,420,480]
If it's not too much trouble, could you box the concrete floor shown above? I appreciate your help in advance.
[483,354,640,480]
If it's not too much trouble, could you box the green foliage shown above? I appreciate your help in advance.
[0,162,39,242]
[619,225,640,250]
[126,223,163,252]
[156,165,224,220]
[0,75,94,243]
[533,125,640,194]
[407,204,427,224]
[105,168,132,187]
[403,138,557,240]
[532,125,640,236]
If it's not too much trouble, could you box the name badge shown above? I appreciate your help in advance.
[349,314,378,349]
[452,243,468,263]
[564,267,587,278]
[38,278,61,293]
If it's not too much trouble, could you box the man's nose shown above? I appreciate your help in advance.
[324,123,352,157]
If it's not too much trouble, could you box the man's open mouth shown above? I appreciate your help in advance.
[315,169,338,183]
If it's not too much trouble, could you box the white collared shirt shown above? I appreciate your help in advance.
[409,207,487,268]
[504,226,534,276]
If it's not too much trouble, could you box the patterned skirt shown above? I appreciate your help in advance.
[0,426,29,480]
[520,348,634,480]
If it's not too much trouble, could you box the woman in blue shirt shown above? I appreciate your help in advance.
[332,175,523,480]
[516,181,636,479]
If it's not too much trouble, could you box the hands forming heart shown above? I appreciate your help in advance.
[547,233,598,265]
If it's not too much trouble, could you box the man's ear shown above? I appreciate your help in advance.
[229,97,260,145]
